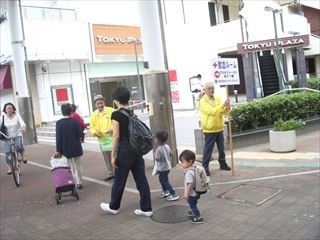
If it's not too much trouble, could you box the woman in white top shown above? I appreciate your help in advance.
[1,102,27,174]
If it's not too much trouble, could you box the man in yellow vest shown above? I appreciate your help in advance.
[199,82,231,176]
[90,95,115,181]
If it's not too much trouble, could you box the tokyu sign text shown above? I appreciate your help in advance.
[96,36,142,44]
[237,34,309,53]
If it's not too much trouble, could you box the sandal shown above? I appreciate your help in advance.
[7,171,12,175]
[23,159,27,164]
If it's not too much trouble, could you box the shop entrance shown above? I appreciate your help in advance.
[89,75,144,110]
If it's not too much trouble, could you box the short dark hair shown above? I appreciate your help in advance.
[155,131,168,143]
[70,104,77,112]
[2,102,16,113]
[179,149,196,163]
[61,103,72,116]
[113,86,130,105]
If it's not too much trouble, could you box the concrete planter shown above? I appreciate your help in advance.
[269,129,296,152]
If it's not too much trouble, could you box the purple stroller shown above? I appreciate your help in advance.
[50,157,79,204]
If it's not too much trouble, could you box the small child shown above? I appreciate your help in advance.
[179,149,204,224]
[154,131,179,201]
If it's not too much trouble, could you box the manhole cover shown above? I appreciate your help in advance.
[217,184,282,205]
[151,205,190,223]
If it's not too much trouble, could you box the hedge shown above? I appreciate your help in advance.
[231,91,320,132]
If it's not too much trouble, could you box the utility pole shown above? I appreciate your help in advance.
[8,0,37,144]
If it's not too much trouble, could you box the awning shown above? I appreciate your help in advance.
[0,65,13,90]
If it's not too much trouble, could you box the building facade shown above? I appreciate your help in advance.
[0,0,319,125]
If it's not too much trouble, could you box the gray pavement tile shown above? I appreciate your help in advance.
[1,130,320,240]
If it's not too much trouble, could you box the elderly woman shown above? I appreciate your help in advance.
[1,102,27,174]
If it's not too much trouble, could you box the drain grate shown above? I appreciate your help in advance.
[151,205,190,223]
[217,184,282,206]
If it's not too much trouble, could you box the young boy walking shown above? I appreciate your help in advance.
[179,149,204,224]
[154,131,179,201]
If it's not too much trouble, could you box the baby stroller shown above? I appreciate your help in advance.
[50,156,79,204]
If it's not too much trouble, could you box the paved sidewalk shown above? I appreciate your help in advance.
[0,130,319,240]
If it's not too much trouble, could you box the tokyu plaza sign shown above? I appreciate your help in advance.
[96,35,142,44]
[237,34,309,54]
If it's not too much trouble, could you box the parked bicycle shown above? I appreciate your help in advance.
[0,130,22,187]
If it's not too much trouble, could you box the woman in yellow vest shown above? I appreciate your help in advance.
[90,95,115,181]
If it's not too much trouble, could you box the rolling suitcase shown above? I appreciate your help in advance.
[50,156,79,204]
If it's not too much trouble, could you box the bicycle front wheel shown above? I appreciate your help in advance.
[11,152,20,187]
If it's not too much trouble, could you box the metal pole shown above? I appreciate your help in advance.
[133,40,140,82]
[272,10,284,90]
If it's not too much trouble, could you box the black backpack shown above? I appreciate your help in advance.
[119,109,153,155]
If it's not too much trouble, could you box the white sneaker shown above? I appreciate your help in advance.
[166,194,180,201]
[159,191,170,198]
[100,203,119,215]
[134,209,153,217]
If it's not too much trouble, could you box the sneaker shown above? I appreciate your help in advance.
[187,211,195,217]
[100,203,119,215]
[220,164,231,171]
[190,216,204,224]
[166,194,180,201]
[134,209,153,217]
[159,191,170,198]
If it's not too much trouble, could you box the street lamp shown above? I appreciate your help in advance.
[264,6,286,90]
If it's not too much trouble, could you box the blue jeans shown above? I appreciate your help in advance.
[158,170,175,195]
[109,142,152,212]
[188,195,200,217]
[4,136,24,164]
[202,131,226,171]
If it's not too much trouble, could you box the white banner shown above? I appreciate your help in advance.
[212,58,240,85]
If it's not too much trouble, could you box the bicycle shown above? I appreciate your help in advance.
[0,130,23,187]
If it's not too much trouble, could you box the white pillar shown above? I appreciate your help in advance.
[138,1,167,70]
[7,0,37,144]
[285,49,294,81]
[8,0,29,97]
[138,1,178,165]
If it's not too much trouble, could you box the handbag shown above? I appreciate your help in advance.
[99,135,112,152]
[0,115,8,141]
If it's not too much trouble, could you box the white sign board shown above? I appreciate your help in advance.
[212,58,240,85]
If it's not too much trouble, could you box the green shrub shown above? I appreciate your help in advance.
[231,92,320,132]
[288,77,320,90]
[273,118,305,131]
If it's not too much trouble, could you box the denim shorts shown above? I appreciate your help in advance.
[4,136,24,164]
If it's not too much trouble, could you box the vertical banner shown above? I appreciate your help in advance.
[169,70,180,103]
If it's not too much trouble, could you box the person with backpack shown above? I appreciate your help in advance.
[179,149,205,224]
[154,131,179,201]
[100,86,153,217]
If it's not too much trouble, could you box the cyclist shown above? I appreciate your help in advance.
[1,102,27,174]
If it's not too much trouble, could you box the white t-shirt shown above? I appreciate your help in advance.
[154,144,172,171]
[0,113,26,138]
